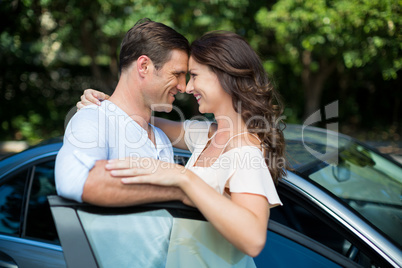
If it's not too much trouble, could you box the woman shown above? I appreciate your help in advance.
[78,31,286,260]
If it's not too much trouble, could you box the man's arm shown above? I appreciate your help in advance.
[82,160,187,207]
[56,107,189,206]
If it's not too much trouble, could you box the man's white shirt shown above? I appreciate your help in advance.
[55,100,174,202]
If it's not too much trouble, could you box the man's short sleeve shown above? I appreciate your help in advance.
[55,106,108,202]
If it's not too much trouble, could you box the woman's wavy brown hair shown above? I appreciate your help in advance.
[190,31,287,184]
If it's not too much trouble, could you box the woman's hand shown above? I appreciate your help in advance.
[76,89,110,110]
[105,157,195,206]
[105,157,187,187]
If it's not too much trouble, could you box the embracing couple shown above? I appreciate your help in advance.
[55,18,286,266]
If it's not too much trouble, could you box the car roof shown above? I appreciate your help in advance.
[284,124,401,170]
[0,138,62,176]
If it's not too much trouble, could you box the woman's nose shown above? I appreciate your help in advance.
[185,79,193,94]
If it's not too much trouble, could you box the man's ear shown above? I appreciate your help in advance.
[137,55,152,78]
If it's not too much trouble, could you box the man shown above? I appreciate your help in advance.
[55,19,189,206]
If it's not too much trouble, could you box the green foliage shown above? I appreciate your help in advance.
[255,0,401,126]
[0,0,400,143]
[256,0,401,78]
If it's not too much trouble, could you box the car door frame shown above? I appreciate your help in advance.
[49,195,365,268]
[0,151,65,268]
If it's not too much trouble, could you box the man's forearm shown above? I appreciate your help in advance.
[82,160,186,207]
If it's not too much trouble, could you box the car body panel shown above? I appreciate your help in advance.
[0,235,65,268]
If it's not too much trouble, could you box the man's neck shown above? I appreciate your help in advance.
[108,80,152,131]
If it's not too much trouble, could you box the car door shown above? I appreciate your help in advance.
[49,195,362,268]
[264,179,396,268]
[0,157,65,268]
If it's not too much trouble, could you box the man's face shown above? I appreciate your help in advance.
[146,49,188,112]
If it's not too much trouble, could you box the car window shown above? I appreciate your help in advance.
[0,169,29,236]
[256,228,344,268]
[271,192,386,267]
[25,160,59,243]
[77,208,254,267]
[271,194,352,254]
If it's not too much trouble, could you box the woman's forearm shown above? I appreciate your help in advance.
[178,169,269,257]
[152,117,187,149]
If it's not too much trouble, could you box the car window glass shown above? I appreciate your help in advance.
[0,169,29,235]
[25,160,59,243]
[255,230,343,268]
[284,125,350,169]
[271,195,352,255]
[77,209,254,267]
[307,143,402,248]
[78,209,173,267]
[271,194,379,267]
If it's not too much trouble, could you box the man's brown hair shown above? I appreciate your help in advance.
[119,18,189,73]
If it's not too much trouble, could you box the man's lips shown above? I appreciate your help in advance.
[169,91,176,100]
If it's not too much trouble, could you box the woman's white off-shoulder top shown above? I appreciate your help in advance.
[183,120,282,208]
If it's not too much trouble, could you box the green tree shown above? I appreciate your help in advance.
[0,0,265,141]
[1,0,400,143]
[256,0,401,119]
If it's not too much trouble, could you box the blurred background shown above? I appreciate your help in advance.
[0,0,401,158]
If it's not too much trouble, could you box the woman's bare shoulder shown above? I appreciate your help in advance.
[223,133,261,154]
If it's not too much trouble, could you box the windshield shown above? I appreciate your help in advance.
[285,125,402,248]
[307,143,402,248]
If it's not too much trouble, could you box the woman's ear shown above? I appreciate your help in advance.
[137,55,151,77]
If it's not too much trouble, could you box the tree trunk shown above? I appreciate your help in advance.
[80,20,110,91]
[302,50,337,120]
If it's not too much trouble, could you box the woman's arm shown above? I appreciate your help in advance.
[106,158,269,257]
[179,170,269,257]
[152,117,187,150]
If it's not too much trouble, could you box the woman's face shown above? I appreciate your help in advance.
[186,56,231,114]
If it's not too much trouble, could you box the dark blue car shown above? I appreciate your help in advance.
[0,125,401,267]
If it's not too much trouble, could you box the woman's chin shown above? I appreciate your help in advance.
[198,107,207,114]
